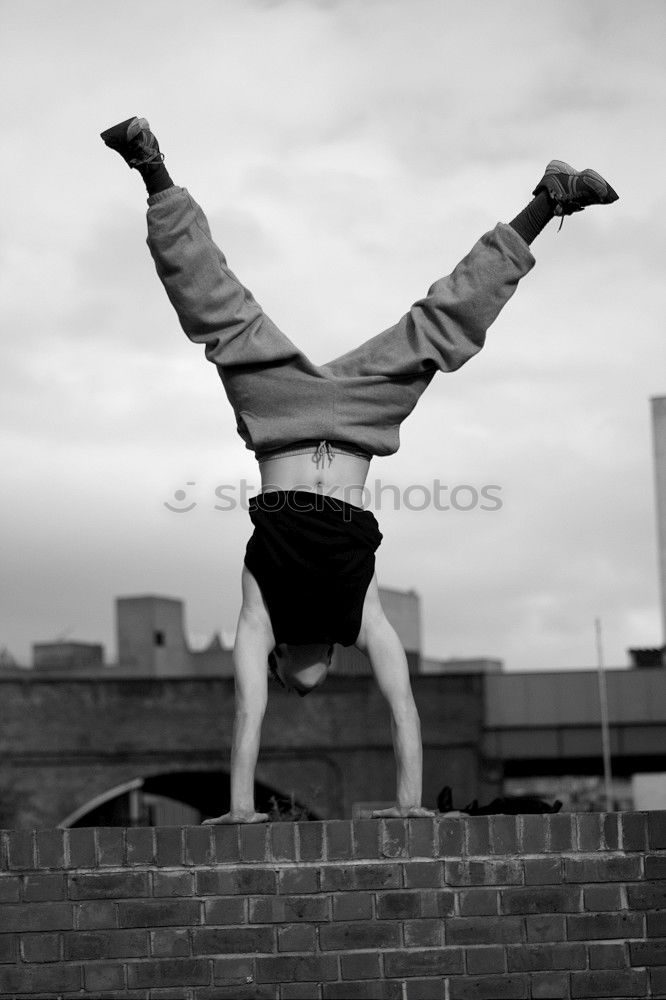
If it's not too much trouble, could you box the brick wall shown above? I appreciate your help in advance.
[0,813,665,999]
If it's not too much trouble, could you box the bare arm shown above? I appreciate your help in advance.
[203,570,274,825]
[356,579,434,818]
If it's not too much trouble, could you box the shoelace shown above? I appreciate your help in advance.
[312,440,334,469]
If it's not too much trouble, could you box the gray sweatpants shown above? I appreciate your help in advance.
[146,186,536,459]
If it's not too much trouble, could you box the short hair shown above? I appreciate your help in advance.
[267,645,334,696]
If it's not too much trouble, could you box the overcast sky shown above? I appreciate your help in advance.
[1,0,665,671]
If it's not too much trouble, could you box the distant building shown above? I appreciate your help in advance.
[421,657,503,674]
[32,641,104,671]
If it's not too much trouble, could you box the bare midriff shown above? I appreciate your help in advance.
[257,448,371,508]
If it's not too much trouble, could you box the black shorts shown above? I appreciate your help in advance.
[243,490,383,646]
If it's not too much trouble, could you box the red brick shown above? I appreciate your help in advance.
[321,864,400,891]
[66,827,96,867]
[621,812,648,851]
[567,912,644,940]
[196,867,277,895]
[445,860,522,886]
[282,985,321,1000]
[647,911,666,936]
[118,898,200,927]
[269,823,297,862]
[570,969,647,997]
[583,885,623,911]
[385,948,464,977]
[529,971,569,998]
[326,821,353,860]
[403,980,446,1000]
[298,822,324,862]
[185,826,214,866]
[548,814,574,853]
[193,926,275,955]
[446,916,524,945]
[212,955,254,985]
[74,899,117,929]
[352,819,380,859]
[212,823,241,863]
[278,867,319,895]
[651,968,666,996]
[0,934,16,962]
[648,811,666,849]
[403,918,442,947]
[155,827,184,866]
[95,827,125,867]
[196,986,278,1000]
[64,928,147,959]
[0,901,73,932]
[153,870,195,897]
[0,876,19,902]
[35,829,65,869]
[576,813,601,852]
[521,815,547,854]
[524,858,561,885]
[466,816,491,856]
[437,817,463,857]
[0,964,81,993]
[589,942,627,969]
[319,920,401,951]
[627,883,666,909]
[629,939,666,965]
[203,897,246,925]
[501,886,580,915]
[332,891,373,921]
[408,818,436,859]
[249,895,329,923]
[465,945,505,974]
[68,870,150,899]
[375,890,422,920]
[20,932,60,962]
[449,974,529,998]
[238,823,269,862]
[151,927,191,957]
[128,958,210,988]
[459,889,498,916]
[563,855,642,882]
[420,889,454,917]
[526,914,566,943]
[256,954,339,983]
[84,961,125,991]
[277,923,317,952]
[7,831,34,870]
[507,942,586,971]
[340,951,381,979]
[380,819,407,859]
[491,815,519,854]
[645,854,666,879]
[22,873,66,901]
[126,827,155,865]
[402,861,443,889]
[323,982,391,999]
[601,813,619,850]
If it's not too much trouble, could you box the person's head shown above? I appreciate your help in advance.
[268,642,334,696]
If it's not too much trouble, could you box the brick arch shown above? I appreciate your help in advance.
[60,768,324,827]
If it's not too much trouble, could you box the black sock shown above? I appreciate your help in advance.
[509,191,554,244]
[137,161,174,197]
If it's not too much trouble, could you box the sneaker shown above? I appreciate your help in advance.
[533,159,619,217]
[100,116,164,170]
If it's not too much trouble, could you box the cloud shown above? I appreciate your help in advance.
[1,0,665,671]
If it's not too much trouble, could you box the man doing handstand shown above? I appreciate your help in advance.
[101,116,618,823]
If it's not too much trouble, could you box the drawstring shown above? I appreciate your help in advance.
[313,440,334,469]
